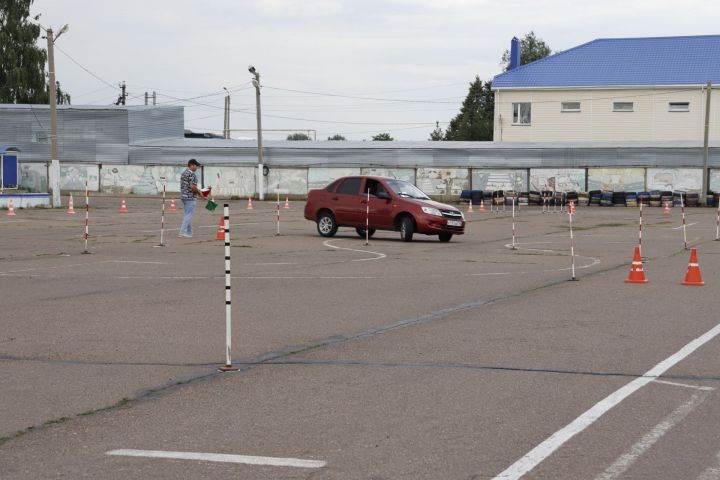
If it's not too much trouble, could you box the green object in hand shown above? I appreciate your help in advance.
[205,199,218,211]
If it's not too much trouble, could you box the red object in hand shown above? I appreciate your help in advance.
[201,187,212,198]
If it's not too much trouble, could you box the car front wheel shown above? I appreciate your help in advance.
[317,212,338,237]
[399,216,415,242]
[438,232,453,242]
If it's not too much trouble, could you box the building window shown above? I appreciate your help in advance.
[512,103,531,125]
[561,102,581,112]
[668,102,690,112]
[613,102,634,112]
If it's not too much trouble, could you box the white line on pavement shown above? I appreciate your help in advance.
[653,379,715,391]
[697,451,720,480]
[674,222,698,230]
[594,391,709,480]
[323,239,387,261]
[106,449,326,468]
[492,322,720,480]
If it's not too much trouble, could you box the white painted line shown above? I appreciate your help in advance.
[492,322,720,480]
[106,449,326,468]
[652,379,715,391]
[674,222,698,230]
[323,239,387,261]
[594,391,708,480]
[697,451,720,480]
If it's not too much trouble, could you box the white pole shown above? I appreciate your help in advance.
[569,207,576,280]
[276,186,280,236]
[365,188,370,246]
[82,180,90,254]
[159,183,166,246]
[638,200,643,256]
[220,204,237,371]
[511,195,516,250]
[716,196,719,241]
[681,193,688,250]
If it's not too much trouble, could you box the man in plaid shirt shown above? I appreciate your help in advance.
[179,159,203,237]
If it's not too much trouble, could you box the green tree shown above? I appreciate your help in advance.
[372,132,393,141]
[0,1,71,104]
[287,132,311,140]
[444,76,494,141]
[327,134,346,141]
[501,31,552,71]
[429,121,444,141]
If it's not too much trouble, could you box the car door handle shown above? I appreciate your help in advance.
[332,197,339,201]
[360,200,367,204]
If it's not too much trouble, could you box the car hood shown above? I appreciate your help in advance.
[404,198,460,212]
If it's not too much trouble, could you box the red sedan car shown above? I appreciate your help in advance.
[304,176,465,242]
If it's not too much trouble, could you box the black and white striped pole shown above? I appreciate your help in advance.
[219,204,238,372]
[81,180,91,254]
[158,182,166,247]
[276,186,281,236]
[365,188,370,246]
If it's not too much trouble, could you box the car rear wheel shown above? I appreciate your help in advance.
[438,232,453,242]
[317,212,338,237]
[356,228,376,238]
[399,216,414,242]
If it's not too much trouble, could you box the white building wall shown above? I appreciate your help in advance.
[494,87,716,142]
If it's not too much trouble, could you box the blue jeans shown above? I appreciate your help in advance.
[180,199,197,236]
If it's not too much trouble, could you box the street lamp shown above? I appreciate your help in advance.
[249,65,264,201]
[222,87,230,139]
[45,23,69,207]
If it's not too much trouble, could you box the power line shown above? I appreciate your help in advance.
[263,85,462,104]
[53,44,117,90]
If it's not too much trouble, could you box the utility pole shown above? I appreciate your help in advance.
[249,66,264,200]
[47,27,60,207]
[45,24,69,208]
[152,91,156,105]
[223,87,230,139]
[144,92,148,105]
[703,81,712,204]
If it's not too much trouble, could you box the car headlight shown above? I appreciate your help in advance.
[421,206,442,216]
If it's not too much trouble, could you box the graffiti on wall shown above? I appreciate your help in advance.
[360,168,415,184]
[473,170,528,191]
[529,169,585,192]
[205,166,255,197]
[101,165,185,194]
[308,168,361,190]
[588,168,645,192]
[646,168,702,192]
[711,170,720,193]
[265,169,308,195]
[60,164,100,191]
[416,168,470,196]
[18,163,48,192]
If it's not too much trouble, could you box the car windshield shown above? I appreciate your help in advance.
[385,179,431,200]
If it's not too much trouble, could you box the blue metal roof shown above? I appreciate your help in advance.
[492,35,720,88]
[0,146,19,154]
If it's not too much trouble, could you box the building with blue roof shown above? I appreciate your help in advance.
[492,35,720,142]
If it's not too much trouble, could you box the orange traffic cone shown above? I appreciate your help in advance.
[67,194,76,214]
[169,199,177,212]
[625,247,648,284]
[7,199,16,216]
[479,199,486,212]
[663,202,670,214]
[284,197,290,210]
[119,198,129,213]
[215,216,225,241]
[467,200,474,213]
[682,248,705,286]
[247,197,254,210]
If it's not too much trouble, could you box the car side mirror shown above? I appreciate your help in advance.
[376,191,391,200]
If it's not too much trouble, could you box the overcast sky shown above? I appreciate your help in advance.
[31,0,720,141]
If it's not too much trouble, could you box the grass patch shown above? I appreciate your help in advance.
[0,436,10,446]
[42,416,70,426]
